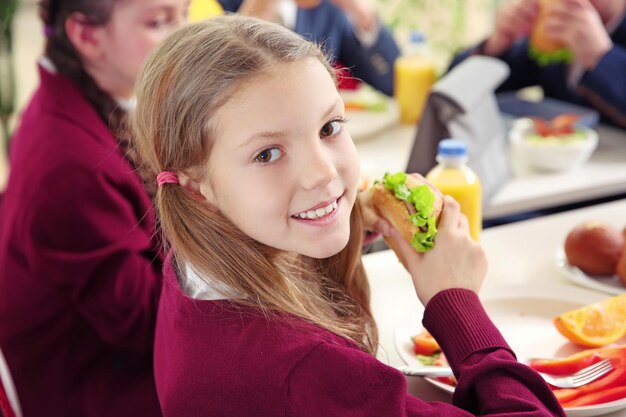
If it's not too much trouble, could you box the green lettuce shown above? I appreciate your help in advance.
[381,172,438,252]
[528,45,573,66]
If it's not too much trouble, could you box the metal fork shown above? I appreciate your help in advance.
[537,358,614,389]
[399,358,614,389]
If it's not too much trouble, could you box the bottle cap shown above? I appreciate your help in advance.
[437,139,467,157]
[409,30,426,44]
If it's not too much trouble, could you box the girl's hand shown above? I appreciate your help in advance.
[543,0,612,69]
[387,196,488,305]
[358,187,392,244]
[483,0,540,56]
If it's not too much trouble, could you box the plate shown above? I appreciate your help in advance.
[340,88,399,142]
[395,284,625,417]
[556,249,625,295]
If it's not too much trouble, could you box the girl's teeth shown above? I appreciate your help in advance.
[297,200,337,219]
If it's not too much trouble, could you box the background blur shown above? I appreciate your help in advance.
[3,0,500,186]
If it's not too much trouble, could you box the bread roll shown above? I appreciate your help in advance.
[564,221,624,276]
[618,249,626,285]
[371,172,443,266]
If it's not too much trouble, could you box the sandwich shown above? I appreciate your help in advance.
[529,0,573,65]
[371,172,444,262]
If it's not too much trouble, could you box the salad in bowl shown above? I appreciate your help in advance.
[509,114,598,172]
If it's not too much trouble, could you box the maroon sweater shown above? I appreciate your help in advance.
[0,66,163,417]
[155,259,565,417]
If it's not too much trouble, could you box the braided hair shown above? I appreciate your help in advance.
[39,0,141,173]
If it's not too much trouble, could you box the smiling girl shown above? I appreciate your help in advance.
[131,15,566,417]
[0,1,189,416]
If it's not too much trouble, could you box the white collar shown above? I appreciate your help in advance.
[39,55,135,110]
[182,263,244,300]
[39,56,57,73]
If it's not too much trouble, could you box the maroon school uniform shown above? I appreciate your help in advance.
[0,66,163,417]
[154,257,565,417]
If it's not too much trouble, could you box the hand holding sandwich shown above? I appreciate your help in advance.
[388,196,488,306]
[541,0,612,69]
[483,0,539,57]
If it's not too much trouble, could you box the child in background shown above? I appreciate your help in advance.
[131,15,565,417]
[218,0,400,95]
[0,0,188,416]
[450,0,626,128]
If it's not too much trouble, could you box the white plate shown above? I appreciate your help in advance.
[556,249,625,296]
[340,89,399,142]
[395,284,626,417]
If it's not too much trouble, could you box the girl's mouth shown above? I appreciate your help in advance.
[292,199,338,220]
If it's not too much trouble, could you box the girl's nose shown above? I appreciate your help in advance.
[299,142,338,191]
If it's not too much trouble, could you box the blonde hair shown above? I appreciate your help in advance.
[131,15,377,354]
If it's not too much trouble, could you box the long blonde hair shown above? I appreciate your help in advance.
[131,15,377,354]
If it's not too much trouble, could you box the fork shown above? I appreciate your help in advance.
[399,358,614,389]
[536,358,614,389]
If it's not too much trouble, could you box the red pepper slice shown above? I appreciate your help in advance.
[529,345,626,376]
[563,385,626,407]
[553,356,626,404]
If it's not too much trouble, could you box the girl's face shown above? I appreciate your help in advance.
[94,0,189,99]
[197,58,361,259]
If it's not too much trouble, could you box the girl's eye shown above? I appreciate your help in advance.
[254,147,283,164]
[320,119,344,138]
[146,15,170,29]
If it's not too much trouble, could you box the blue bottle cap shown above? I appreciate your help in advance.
[409,30,426,44]
[438,139,467,156]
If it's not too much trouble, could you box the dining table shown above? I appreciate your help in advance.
[352,117,626,222]
[364,197,626,416]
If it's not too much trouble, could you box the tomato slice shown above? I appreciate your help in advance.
[412,330,440,355]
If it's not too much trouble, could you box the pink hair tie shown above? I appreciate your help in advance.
[156,171,179,187]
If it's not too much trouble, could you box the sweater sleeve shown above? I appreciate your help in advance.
[449,39,542,93]
[285,289,565,417]
[30,156,162,352]
[578,45,626,127]
[337,21,400,96]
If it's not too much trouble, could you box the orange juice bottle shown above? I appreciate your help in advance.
[426,139,482,241]
[394,31,437,124]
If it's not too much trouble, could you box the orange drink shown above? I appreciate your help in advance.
[394,31,437,125]
[394,55,436,124]
[426,139,482,241]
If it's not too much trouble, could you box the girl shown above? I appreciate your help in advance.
[0,0,188,416]
[131,15,565,417]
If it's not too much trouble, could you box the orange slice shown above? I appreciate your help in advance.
[554,294,626,347]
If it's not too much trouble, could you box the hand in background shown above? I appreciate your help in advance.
[483,0,540,56]
[327,0,378,32]
[238,0,281,21]
[544,0,612,69]
[388,196,487,306]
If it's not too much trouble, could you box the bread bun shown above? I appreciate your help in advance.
[564,221,624,276]
[530,0,563,53]
[371,172,443,265]
[529,0,572,64]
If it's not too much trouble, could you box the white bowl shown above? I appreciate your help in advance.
[509,119,598,172]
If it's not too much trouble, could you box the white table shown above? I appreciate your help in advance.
[364,198,626,412]
[353,123,626,221]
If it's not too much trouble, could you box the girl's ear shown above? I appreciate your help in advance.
[178,173,216,204]
[65,12,103,61]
